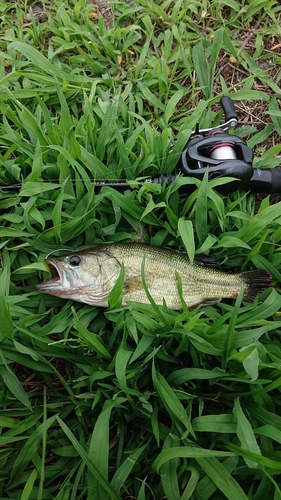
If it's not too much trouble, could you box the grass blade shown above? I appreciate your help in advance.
[111,444,147,493]
[20,469,38,500]
[195,457,248,500]
[72,308,111,359]
[152,365,194,436]
[178,218,195,264]
[153,447,234,472]
[57,417,122,500]
[0,363,31,410]
[88,402,118,500]
[0,265,13,341]
[192,41,209,99]
[233,398,261,468]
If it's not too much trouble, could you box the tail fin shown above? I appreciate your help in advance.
[240,270,272,302]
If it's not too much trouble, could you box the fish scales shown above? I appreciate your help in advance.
[108,245,242,308]
[36,243,272,310]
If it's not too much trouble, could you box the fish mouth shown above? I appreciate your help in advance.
[35,260,64,292]
[48,261,61,282]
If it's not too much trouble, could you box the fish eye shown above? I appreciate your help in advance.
[69,255,81,267]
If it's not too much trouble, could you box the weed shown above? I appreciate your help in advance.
[1,1,281,499]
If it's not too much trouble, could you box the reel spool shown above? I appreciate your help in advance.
[208,129,237,160]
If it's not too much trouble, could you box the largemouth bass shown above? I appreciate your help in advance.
[36,243,271,310]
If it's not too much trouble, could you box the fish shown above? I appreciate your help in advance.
[35,243,272,310]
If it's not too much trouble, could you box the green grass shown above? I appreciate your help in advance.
[1,0,281,498]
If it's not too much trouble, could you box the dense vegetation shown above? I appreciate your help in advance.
[1,0,281,498]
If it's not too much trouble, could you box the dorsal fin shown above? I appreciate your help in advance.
[194,254,221,269]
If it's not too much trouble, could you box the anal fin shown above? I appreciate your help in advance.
[193,298,222,308]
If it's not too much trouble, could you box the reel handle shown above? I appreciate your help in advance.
[220,96,238,125]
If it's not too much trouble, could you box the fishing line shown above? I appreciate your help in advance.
[45,249,73,259]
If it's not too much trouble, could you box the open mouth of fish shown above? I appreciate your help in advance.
[48,262,61,282]
[36,260,62,290]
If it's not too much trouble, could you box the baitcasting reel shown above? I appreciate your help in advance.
[180,97,253,191]
[179,96,281,193]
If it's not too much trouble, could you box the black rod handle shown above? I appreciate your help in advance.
[246,168,281,193]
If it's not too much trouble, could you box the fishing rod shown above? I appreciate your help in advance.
[1,97,281,194]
